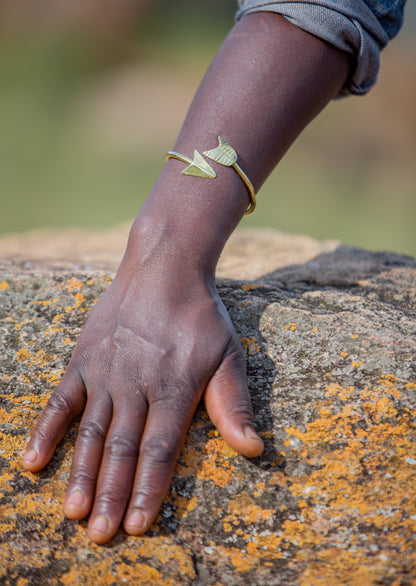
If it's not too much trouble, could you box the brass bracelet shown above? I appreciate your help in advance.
[165,136,256,215]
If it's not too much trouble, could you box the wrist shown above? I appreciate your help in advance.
[122,159,249,276]
[125,211,217,279]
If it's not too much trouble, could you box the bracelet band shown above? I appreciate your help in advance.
[165,136,256,215]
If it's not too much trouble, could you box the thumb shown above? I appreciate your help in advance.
[204,344,264,458]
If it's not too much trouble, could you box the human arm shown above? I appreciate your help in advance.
[23,13,350,544]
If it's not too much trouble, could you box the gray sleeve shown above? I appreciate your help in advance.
[235,0,406,95]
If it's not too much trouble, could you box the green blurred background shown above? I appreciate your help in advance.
[1,0,415,255]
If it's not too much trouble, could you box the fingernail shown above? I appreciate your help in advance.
[65,489,85,510]
[125,510,147,532]
[23,448,38,464]
[90,515,110,534]
[243,425,261,441]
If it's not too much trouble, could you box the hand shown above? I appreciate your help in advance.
[22,246,263,544]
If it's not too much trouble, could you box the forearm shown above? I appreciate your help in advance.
[125,13,350,275]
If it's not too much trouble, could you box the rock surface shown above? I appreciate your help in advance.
[0,224,339,279]
[0,228,415,585]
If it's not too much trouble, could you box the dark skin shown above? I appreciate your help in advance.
[23,13,350,544]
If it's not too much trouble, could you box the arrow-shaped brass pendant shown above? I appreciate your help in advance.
[204,136,237,166]
[182,150,216,178]
[166,137,256,215]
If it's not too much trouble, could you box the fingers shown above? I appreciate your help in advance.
[124,400,195,536]
[86,402,147,544]
[22,368,86,472]
[23,335,262,545]
[63,392,113,522]
[204,344,264,458]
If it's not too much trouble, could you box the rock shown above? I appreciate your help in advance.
[0,224,339,279]
[0,228,415,585]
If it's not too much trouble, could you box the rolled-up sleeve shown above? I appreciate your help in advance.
[235,0,406,95]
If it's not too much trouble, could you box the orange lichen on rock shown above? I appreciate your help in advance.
[15,348,52,368]
[197,437,238,488]
[217,545,257,573]
[226,494,273,526]
[253,481,266,497]
[282,380,416,585]
[173,495,198,520]
[66,278,84,292]
[240,336,261,354]
[134,536,195,578]
[65,292,86,313]
[60,562,165,586]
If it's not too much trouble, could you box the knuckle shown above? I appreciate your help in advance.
[78,420,106,443]
[229,397,254,419]
[233,402,254,423]
[95,489,126,507]
[104,434,138,460]
[150,393,186,413]
[46,391,74,416]
[131,488,160,506]
[219,391,253,422]
[71,349,89,370]
[139,437,177,466]
[31,422,52,443]
[70,467,96,485]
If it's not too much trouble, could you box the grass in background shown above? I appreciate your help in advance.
[0,1,415,256]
